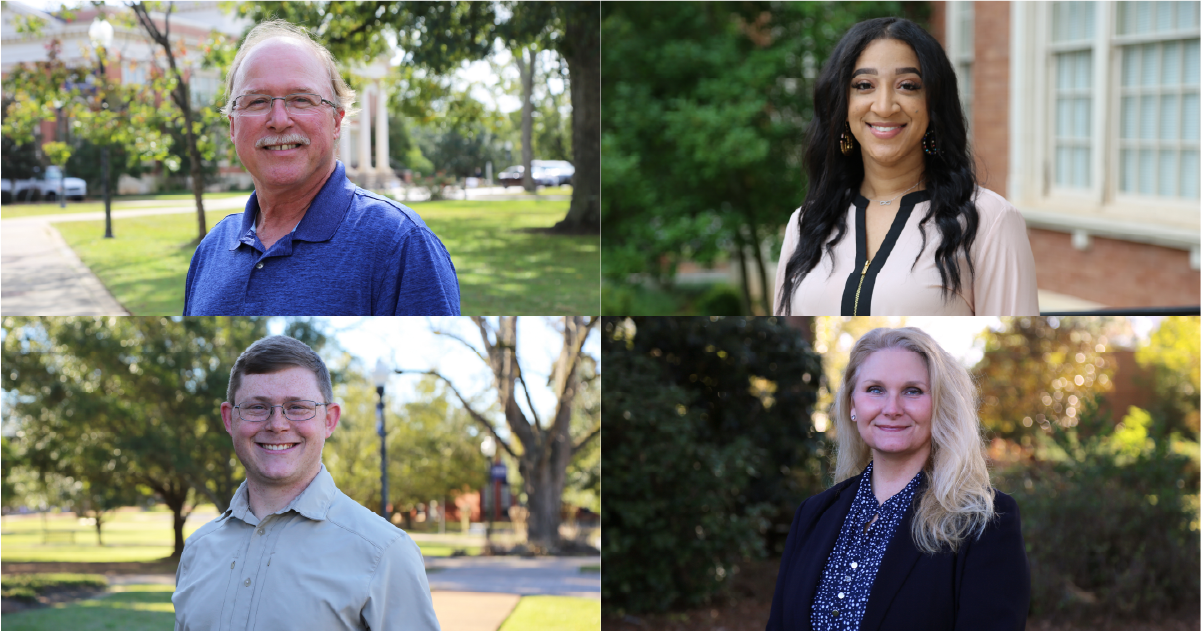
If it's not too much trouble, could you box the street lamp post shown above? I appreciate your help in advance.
[373,359,390,520]
[88,16,114,238]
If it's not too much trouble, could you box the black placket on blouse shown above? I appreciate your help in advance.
[838,190,932,316]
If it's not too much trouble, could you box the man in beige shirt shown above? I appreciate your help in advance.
[172,335,441,630]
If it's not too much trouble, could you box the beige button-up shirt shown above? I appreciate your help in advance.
[173,465,440,630]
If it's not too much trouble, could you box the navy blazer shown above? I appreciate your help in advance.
[766,472,1030,631]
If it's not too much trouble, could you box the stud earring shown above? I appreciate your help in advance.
[922,128,939,155]
[850,413,857,421]
[840,122,855,156]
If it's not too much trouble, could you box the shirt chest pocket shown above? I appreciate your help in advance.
[249,552,371,631]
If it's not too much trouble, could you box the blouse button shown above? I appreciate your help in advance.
[838,592,845,599]
[831,610,840,618]
[844,575,851,581]
[850,562,858,569]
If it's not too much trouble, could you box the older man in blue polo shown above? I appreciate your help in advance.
[184,20,459,315]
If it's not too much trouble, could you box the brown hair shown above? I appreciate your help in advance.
[227,335,333,404]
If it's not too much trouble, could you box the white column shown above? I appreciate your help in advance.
[358,84,373,177]
[375,79,389,178]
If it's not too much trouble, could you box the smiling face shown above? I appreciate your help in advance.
[851,349,934,462]
[847,38,929,170]
[228,37,343,196]
[221,366,340,491]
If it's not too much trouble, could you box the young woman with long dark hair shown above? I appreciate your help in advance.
[773,18,1038,315]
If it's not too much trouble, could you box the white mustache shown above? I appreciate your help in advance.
[256,134,311,148]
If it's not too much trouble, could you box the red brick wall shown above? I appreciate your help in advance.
[1028,228,1201,307]
[972,2,1010,197]
[930,1,946,44]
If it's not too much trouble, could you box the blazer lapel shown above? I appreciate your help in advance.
[792,474,861,630]
[858,479,926,631]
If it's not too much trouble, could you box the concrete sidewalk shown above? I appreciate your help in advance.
[426,556,601,599]
[0,219,128,315]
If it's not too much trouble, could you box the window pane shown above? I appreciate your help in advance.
[1185,41,1199,86]
[1058,54,1072,90]
[1076,147,1090,187]
[1182,150,1199,197]
[1123,47,1139,87]
[1136,2,1153,34]
[1057,98,1071,139]
[1140,94,1158,138]
[1159,150,1178,195]
[1183,93,1199,141]
[1056,147,1070,186]
[1121,148,1136,192]
[1182,1,1200,28]
[1139,149,1156,194]
[1162,41,1180,86]
[1122,96,1138,138]
[1076,97,1091,138]
[1155,1,1175,32]
[1078,51,1092,89]
[1141,43,1158,86]
[1159,94,1178,139]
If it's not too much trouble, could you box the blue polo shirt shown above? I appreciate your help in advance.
[183,161,460,315]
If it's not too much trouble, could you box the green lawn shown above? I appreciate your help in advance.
[0,192,248,219]
[0,584,175,631]
[498,595,600,631]
[1,511,477,563]
[53,199,598,315]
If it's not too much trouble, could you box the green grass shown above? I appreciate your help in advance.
[0,192,247,219]
[53,199,598,315]
[0,584,175,631]
[498,595,599,631]
[579,564,600,573]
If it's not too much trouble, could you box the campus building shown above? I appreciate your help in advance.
[931,0,1200,309]
[1,1,397,193]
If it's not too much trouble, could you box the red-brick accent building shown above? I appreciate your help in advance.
[930,1,1200,310]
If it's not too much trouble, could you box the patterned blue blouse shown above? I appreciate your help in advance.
[810,461,925,631]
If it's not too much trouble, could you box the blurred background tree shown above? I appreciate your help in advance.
[601,1,929,315]
[602,316,821,613]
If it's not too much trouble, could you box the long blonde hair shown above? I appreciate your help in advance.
[832,327,994,554]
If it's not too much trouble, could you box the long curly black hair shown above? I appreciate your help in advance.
[778,17,978,315]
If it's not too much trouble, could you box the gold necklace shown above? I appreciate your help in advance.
[873,180,920,206]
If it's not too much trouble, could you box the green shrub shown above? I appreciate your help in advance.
[693,284,744,315]
[996,405,1200,620]
[1,573,108,601]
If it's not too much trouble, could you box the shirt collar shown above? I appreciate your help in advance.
[856,461,924,515]
[225,463,338,524]
[227,160,355,251]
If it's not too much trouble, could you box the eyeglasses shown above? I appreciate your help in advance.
[234,400,329,422]
[231,93,337,117]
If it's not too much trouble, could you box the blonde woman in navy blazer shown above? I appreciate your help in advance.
[767,327,1030,631]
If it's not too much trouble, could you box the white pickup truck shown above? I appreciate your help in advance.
[0,165,87,203]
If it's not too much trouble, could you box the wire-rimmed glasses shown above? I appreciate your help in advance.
[233,400,329,422]
[231,93,337,117]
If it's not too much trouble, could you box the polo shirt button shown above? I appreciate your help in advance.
[256,262,264,269]
[244,578,251,587]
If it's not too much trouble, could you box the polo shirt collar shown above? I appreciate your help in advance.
[227,160,355,251]
[226,463,338,524]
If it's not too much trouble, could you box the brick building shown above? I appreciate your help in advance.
[930,1,1200,310]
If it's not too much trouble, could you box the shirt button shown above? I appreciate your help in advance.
[838,592,845,599]
[244,578,251,587]
[230,561,235,569]
[256,262,264,269]
[257,528,265,535]
[850,562,859,569]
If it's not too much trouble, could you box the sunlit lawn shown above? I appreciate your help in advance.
[53,199,598,315]
[498,595,600,631]
[0,192,248,219]
[0,584,175,631]
[1,511,477,563]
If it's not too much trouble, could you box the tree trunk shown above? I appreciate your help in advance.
[516,48,536,194]
[554,2,600,232]
[176,83,207,241]
[520,434,571,548]
[94,513,104,546]
[747,220,771,315]
[733,230,753,313]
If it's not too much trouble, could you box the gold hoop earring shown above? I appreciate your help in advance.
[840,122,855,156]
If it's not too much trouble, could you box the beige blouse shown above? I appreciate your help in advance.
[772,187,1039,315]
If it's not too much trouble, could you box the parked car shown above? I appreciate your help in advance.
[4,166,87,202]
[532,160,574,186]
[497,164,557,188]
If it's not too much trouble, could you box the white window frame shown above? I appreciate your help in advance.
[1010,1,1199,249]
[946,1,975,131]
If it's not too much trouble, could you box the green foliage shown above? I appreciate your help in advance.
[39,141,71,167]
[996,402,1200,619]
[601,316,823,613]
[1135,316,1200,440]
[601,1,929,311]
[64,139,149,198]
